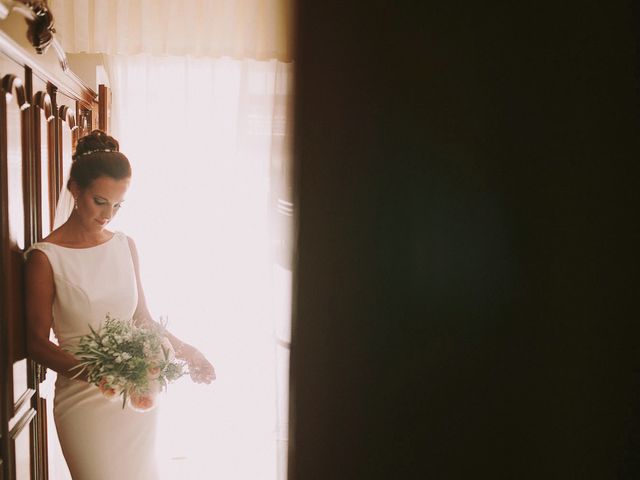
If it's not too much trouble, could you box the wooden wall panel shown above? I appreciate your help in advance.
[1,15,98,478]
[1,58,35,480]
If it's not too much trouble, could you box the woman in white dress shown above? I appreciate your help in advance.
[24,130,216,479]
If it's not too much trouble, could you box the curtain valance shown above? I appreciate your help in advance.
[49,0,292,61]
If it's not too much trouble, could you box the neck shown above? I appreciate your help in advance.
[60,212,109,242]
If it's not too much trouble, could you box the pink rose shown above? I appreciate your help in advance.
[128,391,157,412]
[97,378,121,401]
[128,381,160,412]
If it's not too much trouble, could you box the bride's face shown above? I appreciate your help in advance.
[72,176,130,230]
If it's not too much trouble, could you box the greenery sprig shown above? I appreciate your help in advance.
[68,314,187,411]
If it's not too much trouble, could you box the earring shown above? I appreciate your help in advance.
[74,197,78,210]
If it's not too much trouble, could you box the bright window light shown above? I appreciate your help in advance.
[107,54,293,480]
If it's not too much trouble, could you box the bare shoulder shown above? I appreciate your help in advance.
[25,248,53,280]
[25,247,54,305]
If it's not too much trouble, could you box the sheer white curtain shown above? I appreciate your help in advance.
[105,54,292,479]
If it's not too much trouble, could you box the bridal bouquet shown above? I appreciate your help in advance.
[69,314,187,412]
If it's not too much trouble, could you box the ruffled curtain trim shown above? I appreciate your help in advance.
[49,0,292,61]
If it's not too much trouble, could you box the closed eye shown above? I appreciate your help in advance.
[94,197,125,208]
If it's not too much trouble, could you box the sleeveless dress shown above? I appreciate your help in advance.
[25,231,159,480]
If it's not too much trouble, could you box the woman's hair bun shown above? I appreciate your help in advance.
[68,130,131,190]
[72,129,120,160]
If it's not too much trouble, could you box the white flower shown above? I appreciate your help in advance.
[71,313,187,411]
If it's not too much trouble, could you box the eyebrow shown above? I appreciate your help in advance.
[94,195,126,204]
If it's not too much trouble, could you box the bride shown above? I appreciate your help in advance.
[24,130,215,479]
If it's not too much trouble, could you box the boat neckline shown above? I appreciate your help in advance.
[37,232,118,250]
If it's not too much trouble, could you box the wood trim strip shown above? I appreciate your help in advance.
[47,84,57,233]
[24,66,37,246]
[12,388,34,417]
[0,56,13,469]
[98,84,110,133]
[36,396,49,480]
[8,407,35,440]
[32,105,42,240]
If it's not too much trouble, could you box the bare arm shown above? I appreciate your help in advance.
[127,236,215,383]
[24,250,87,381]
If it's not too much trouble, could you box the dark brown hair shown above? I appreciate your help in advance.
[68,130,132,190]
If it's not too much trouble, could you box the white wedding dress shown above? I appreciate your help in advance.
[25,231,159,480]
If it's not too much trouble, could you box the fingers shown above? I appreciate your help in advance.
[186,352,216,384]
[189,364,216,384]
[191,373,215,384]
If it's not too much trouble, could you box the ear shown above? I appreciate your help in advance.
[68,179,80,199]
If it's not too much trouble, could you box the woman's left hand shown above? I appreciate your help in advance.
[182,346,216,384]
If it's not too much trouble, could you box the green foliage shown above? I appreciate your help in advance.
[69,314,187,406]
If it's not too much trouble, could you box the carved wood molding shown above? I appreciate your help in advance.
[0,0,96,105]
[32,90,53,120]
[24,1,54,54]
[1,73,29,109]
[58,104,77,130]
[1,1,54,52]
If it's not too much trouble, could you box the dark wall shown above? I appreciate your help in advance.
[289,2,639,478]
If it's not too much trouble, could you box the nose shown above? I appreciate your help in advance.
[102,204,115,220]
